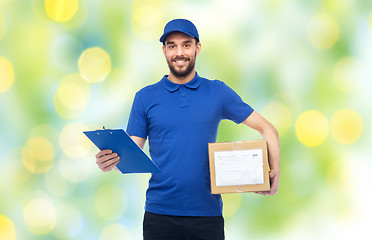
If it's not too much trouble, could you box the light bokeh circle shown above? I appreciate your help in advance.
[28,137,54,161]
[0,56,15,93]
[0,215,16,240]
[44,0,79,22]
[56,73,91,110]
[260,101,292,136]
[131,0,164,41]
[22,137,54,174]
[53,73,90,119]
[307,14,339,49]
[333,57,365,93]
[78,47,112,83]
[23,198,56,235]
[331,109,363,144]
[295,110,328,147]
[59,122,92,159]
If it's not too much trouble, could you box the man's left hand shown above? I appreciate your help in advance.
[255,169,280,196]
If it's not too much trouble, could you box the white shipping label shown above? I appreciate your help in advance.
[214,149,264,187]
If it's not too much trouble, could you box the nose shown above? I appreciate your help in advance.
[176,46,184,57]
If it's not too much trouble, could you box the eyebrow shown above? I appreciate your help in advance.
[166,40,193,46]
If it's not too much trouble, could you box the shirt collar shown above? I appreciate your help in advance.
[161,72,201,92]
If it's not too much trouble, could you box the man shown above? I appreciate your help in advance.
[96,19,280,240]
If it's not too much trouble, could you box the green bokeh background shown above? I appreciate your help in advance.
[1,0,372,239]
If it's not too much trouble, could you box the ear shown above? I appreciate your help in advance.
[196,42,201,56]
[162,45,166,56]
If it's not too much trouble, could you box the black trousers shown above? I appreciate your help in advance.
[143,211,225,240]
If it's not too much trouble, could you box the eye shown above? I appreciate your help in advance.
[168,45,175,49]
[184,44,190,48]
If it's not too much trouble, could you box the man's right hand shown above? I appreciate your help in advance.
[95,149,120,172]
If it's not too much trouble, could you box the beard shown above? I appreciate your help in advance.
[166,52,196,78]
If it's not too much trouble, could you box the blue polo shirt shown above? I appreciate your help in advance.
[126,73,254,216]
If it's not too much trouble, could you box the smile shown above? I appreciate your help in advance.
[173,59,188,66]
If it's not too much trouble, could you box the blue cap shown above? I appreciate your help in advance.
[160,19,199,43]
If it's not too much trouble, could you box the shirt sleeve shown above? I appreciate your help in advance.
[126,92,148,138]
[220,81,254,124]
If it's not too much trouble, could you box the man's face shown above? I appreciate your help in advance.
[162,32,201,78]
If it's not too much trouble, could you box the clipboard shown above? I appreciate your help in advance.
[83,129,160,174]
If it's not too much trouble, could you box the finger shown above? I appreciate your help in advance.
[260,190,275,196]
[97,155,119,169]
[255,191,270,195]
[100,158,119,172]
[102,156,120,168]
[255,185,277,196]
[268,182,279,195]
[269,171,278,179]
[95,149,113,159]
[96,149,114,159]
[101,157,120,171]
[270,175,279,189]
[96,153,118,164]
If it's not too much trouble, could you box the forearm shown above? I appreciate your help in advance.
[242,111,280,171]
[261,125,280,172]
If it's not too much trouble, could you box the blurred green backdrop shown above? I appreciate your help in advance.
[1,0,372,239]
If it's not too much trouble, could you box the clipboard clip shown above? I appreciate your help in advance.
[96,126,112,135]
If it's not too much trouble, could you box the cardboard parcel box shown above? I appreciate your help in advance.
[208,140,270,194]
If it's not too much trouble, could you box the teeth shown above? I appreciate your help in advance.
[174,60,187,65]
